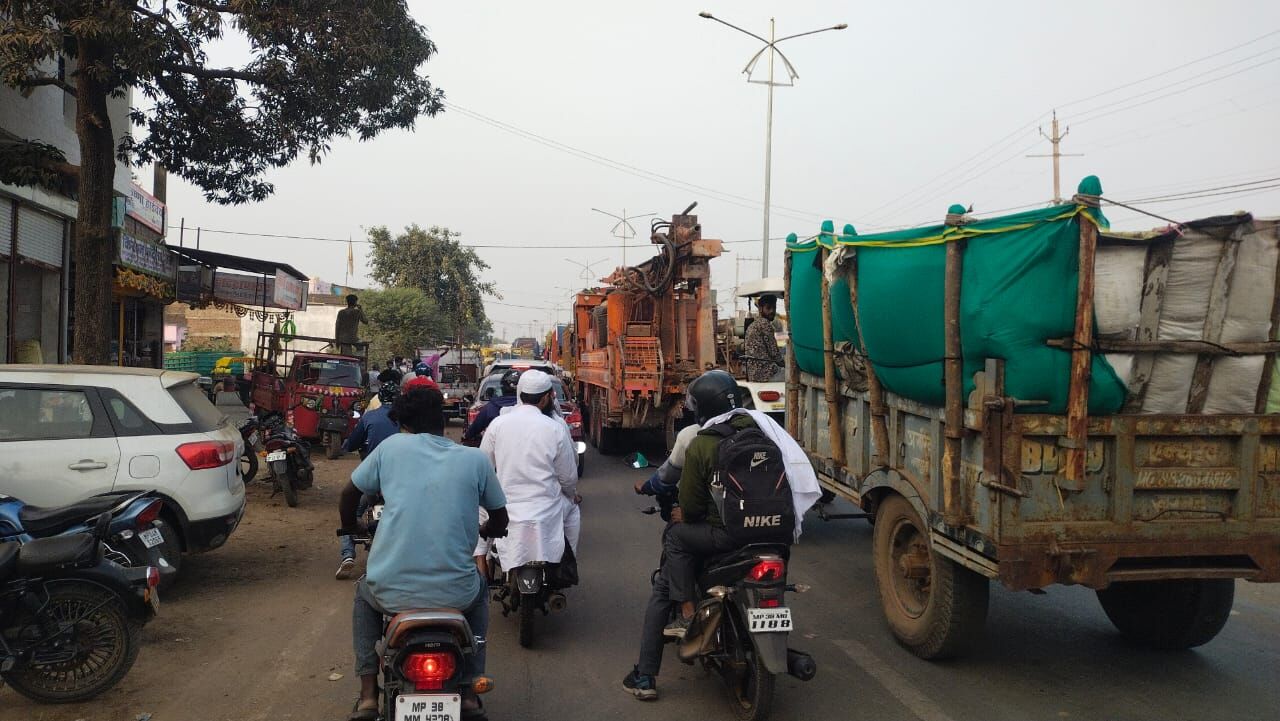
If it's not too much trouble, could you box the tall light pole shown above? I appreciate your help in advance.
[699,11,847,277]
[591,208,656,268]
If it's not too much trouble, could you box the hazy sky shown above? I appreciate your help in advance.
[160,0,1280,340]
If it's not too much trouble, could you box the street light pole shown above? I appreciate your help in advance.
[699,12,847,277]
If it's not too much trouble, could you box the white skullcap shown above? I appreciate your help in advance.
[517,369,553,395]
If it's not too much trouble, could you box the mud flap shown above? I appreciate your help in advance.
[751,630,790,675]
[515,566,544,595]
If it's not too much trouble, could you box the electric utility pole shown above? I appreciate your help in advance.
[1026,110,1083,204]
[591,208,655,268]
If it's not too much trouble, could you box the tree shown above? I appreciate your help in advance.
[367,225,497,347]
[0,1,445,363]
[360,287,447,365]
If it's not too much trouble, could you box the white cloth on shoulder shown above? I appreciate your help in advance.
[700,408,821,542]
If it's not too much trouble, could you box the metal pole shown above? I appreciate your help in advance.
[622,207,627,268]
[762,18,775,278]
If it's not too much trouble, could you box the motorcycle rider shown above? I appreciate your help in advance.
[340,384,508,720]
[462,369,521,443]
[335,381,401,580]
[622,369,820,701]
[479,370,581,584]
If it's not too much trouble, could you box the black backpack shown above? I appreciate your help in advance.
[704,420,794,545]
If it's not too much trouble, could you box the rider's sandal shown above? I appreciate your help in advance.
[348,700,379,721]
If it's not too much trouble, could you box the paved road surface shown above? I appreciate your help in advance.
[3,431,1277,721]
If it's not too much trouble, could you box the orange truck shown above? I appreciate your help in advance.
[573,203,722,453]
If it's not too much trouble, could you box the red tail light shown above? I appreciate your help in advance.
[146,566,160,589]
[402,651,457,691]
[759,597,782,608]
[176,441,236,470]
[758,390,782,402]
[748,558,786,583]
[135,500,163,528]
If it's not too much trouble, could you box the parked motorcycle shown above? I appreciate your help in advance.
[337,527,495,720]
[0,490,179,586]
[0,514,160,703]
[259,413,314,507]
[236,416,267,483]
[642,507,816,721]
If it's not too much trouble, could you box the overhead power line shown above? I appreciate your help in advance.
[166,224,787,248]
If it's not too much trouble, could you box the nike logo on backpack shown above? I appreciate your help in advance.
[749,451,769,470]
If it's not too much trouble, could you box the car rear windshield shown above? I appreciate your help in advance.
[168,381,228,432]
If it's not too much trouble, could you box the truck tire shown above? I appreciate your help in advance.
[873,494,988,659]
[1096,578,1234,650]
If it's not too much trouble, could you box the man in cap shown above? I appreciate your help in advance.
[743,294,785,382]
[480,370,581,580]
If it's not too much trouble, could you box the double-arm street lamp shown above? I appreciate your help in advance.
[698,12,847,276]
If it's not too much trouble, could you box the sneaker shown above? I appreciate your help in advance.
[622,667,658,701]
[663,615,691,640]
[335,557,357,580]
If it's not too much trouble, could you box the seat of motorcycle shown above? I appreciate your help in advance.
[698,543,792,590]
[16,533,98,575]
[0,542,19,582]
[18,493,130,536]
[385,609,472,650]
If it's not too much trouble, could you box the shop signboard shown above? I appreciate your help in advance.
[177,264,214,303]
[126,183,166,235]
[213,271,273,306]
[117,231,177,279]
[271,269,306,310]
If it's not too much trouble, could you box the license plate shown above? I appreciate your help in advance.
[747,607,793,633]
[371,505,384,521]
[396,694,460,721]
[247,431,259,446]
[139,527,164,549]
[266,450,287,462]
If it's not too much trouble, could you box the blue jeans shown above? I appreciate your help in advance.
[352,576,489,679]
[341,496,372,561]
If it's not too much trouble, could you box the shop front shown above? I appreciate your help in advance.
[111,182,175,368]
[1,191,71,364]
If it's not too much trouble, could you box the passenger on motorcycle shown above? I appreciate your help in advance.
[340,385,509,720]
[479,370,581,579]
[462,369,521,443]
[622,369,820,701]
[335,381,401,580]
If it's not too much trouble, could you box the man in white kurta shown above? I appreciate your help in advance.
[481,370,581,570]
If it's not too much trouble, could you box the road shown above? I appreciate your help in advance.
[3,429,1278,721]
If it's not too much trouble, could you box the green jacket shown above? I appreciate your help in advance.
[678,414,757,527]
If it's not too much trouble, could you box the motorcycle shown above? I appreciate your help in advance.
[236,416,267,483]
[0,513,160,703]
[641,508,817,721]
[337,527,495,721]
[0,490,179,586]
[259,413,314,508]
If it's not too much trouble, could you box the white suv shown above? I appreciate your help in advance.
[0,365,246,564]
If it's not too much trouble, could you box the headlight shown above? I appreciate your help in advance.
[353,400,366,412]
[301,396,320,410]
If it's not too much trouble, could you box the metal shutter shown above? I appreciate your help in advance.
[17,206,64,268]
[0,197,12,256]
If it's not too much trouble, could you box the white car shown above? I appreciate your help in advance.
[0,365,246,566]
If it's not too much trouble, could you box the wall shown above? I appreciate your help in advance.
[239,299,344,354]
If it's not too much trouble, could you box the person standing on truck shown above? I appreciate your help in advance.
[335,294,367,356]
[743,294,785,382]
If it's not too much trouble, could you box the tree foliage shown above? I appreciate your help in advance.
[360,287,448,364]
[0,1,445,363]
[367,225,497,345]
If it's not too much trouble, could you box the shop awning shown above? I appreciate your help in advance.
[168,245,309,311]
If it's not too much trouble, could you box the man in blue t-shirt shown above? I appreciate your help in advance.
[340,385,508,720]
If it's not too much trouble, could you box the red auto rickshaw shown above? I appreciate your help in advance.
[250,332,370,459]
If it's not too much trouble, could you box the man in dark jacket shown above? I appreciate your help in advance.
[462,369,521,443]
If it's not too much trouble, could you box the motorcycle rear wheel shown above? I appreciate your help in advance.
[3,581,141,703]
[240,450,259,484]
[727,646,775,721]
[518,596,536,648]
[325,431,342,460]
[280,469,299,508]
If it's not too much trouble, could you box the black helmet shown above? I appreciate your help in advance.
[686,369,741,424]
[499,369,522,396]
[378,380,401,406]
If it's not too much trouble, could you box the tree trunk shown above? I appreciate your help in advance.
[70,39,118,365]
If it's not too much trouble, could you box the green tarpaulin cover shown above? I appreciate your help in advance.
[787,177,1127,415]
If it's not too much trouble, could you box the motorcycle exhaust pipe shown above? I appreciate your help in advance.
[786,649,817,681]
[548,593,567,612]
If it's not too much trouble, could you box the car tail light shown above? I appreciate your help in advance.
[402,651,457,691]
[176,441,236,470]
[759,597,782,608]
[748,558,786,583]
[758,390,782,402]
[146,566,160,589]
[136,500,163,528]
